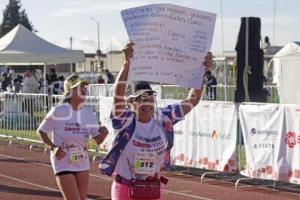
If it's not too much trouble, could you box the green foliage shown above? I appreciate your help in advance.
[0,0,34,37]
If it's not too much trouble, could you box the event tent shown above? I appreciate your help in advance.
[0,24,84,64]
[0,24,85,93]
[271,41,300,104]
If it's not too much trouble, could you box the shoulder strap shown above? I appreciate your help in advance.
[99,117,136,176]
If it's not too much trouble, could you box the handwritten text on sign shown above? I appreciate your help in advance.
[121,4,216,88]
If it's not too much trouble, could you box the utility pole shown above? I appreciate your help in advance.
[70,36,73,50]
[273,0,276,45]
[90,17,101,72]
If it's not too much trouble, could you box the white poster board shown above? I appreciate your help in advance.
[121,4,216,88]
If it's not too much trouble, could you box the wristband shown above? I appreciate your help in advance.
[50,146,57,151]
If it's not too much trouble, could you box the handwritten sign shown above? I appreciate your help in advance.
[121,4,216,88]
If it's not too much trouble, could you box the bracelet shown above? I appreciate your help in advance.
[50,146,57,151]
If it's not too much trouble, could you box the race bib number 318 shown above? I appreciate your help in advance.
[69,146,86,164]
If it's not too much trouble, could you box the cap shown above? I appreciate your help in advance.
[125,81,156,100]
[63,74,89,95]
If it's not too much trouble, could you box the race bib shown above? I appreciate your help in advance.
[69,146,86,164]
[134,152,156,175]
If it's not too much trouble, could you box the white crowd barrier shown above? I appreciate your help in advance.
[239,104,284,180]
[168,100,238,172]
[239,103,300,184]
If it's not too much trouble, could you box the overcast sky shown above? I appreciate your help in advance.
[0,0,299,54]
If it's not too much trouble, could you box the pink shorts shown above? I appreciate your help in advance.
[111,181,162,200]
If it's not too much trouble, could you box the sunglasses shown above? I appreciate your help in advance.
[134,91,156,102]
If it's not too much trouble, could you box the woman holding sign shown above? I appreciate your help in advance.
[37,74,108,200]
[99,43,212,200]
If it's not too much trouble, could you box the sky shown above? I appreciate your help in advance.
[0,0,299,54]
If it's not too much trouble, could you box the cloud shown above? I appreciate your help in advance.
[50,0,154,17]
[49,0,200,17]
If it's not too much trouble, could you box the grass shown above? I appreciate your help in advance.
[0,128,100,151]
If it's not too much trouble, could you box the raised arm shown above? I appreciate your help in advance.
[181,52,213,116]
[112,42,134,117]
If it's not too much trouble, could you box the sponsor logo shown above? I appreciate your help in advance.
[135,135,161,143]
[188,131,231,139]
[66,122,80,127]
[212,130,218,139]
[285,131,297,148]
[174,130,183,135]
[253,143,275,149]
[132,140,151,148]
[65,127,80,132]
[250,128,278,136]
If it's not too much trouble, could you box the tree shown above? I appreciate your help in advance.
[0,0,34,37]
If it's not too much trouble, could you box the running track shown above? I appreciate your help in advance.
[0,141,299,200]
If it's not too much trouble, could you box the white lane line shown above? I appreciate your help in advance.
[0,153,215,199]
[0,154,50,167]
[163,189,214,200]
[0,173,95,200]
[0,172,59,192]
[0,154,96,199]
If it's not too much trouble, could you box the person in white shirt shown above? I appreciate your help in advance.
[37,74,108,200]
[22,69,40,93]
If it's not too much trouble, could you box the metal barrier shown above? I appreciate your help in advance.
[0,92,101,152]
[87,84,278,103]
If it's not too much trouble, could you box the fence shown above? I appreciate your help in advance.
[0,93,100,143]
[1,90,299,192]
[0,83,278,144]
[88,83,278,103]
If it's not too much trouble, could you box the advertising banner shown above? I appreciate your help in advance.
[239,104,284,180]
[278,104,300,183]
[163,100,237,172]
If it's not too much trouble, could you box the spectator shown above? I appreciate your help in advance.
[48,68,59,95]
[105,69,115,84]
[13,74,23,93]
[22,69,40,116]
[54,75,65,95]
[1,72,11,91]
[48,68,58,85]
[22,69,40,93]
[97,75,105,84]
[39,74,49,94]
[205,70,217,100]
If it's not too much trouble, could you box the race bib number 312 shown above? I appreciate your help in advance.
[134,152,156,175]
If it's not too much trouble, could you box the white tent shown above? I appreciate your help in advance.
[271,41,300,104]
[0,24,85,93]
[0,24,84,64]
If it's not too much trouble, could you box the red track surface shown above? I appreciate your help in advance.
[0,141,299,200]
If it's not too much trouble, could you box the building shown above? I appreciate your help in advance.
[106,50,124,73]
[76,53,107,73]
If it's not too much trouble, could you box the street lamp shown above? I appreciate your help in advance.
[90,17,101,70]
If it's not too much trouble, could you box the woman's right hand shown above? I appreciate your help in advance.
[122,42,134,68]
[52,147,67,160]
